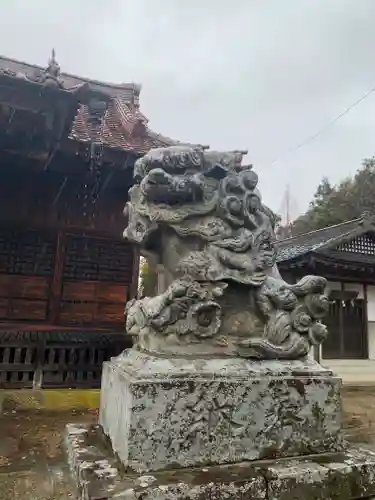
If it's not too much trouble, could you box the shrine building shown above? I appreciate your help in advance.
[277,212,375,383]
[0,51,201,391]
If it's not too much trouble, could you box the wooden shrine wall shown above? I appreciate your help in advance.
[56,234,134,326]
[0,226,135,328]
[0,164,136,329]
[0,166,128,234]
[0,227,55,322]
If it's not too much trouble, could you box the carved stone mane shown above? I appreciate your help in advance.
[124,146,329,359]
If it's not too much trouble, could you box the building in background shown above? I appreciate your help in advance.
[0,52,198,389]
[277,212,375,383]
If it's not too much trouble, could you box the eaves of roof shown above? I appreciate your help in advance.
[276,214,375,263]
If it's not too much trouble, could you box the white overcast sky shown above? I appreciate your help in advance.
[1,0,375,220]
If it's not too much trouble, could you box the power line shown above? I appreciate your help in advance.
[270,83,375,165]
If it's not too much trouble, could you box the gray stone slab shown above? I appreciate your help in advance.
[66,422,375,500]
[266,448,375,500]
[65,423,266,500]
[99,349,343,472]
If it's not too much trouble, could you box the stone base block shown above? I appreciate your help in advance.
[99,349,343,472]
[66,423,375,500]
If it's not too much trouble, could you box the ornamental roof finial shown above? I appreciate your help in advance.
[46,48,60,78]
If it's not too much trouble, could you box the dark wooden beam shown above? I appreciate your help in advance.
[363,283,369,359]
[338,281,345,358]
[280,253,375,276]
[130,247,140,299]
[0,148,134,189]
[279,259,375,284]
[315,249,375,267]
[0,77,79,113]
[48,231,67,324]
[329,290,359,300]
[61,137,139,170]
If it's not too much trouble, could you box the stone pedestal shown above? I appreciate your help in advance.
[65,348,375,499]
[99,349,343,473]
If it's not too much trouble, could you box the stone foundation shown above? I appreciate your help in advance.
[66,423,375,500]
[99,350,343,472]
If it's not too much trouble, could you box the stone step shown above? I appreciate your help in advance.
[323,359,375,384]
[323,359,375,369]
[66,422,375,500]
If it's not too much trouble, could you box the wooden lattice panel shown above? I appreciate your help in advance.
[337,234,375,255]
[0,226,56,276]
[0,274,49,321]
[63,235,134,283]
[58,280,128,326]
[60,235,132,326]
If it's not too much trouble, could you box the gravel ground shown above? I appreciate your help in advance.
[0,410,96,500]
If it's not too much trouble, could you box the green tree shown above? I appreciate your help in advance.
[291,158,375,236]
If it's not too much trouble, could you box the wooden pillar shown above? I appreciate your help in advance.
[48,231,67,324]
[33,338,46,389]
[130,246,140,299]
[157,264,173,294]
[339,282,345,358]
[364,283,369,359]
[313,344,321,363]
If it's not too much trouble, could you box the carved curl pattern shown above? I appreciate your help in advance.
[237,276,329,358]
[123,146,329,360]
[126,279,227,350]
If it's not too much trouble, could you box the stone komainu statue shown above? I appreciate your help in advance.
[124,146,329,359]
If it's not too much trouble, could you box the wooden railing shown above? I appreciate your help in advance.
[0,329,131,389]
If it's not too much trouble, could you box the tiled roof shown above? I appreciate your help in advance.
[0,54,140,100]
[70,97,176,154]
[0,54,203,155]
[276,215,373,263]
